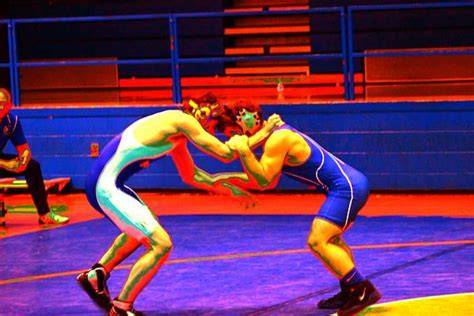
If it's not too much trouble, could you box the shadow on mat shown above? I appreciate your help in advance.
[141,306,333,316]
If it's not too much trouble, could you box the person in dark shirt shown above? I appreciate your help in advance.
[0,88,69,225]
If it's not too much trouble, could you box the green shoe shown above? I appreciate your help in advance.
[38,211,70,225]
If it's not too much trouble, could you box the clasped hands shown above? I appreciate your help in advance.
[226,134,250,153]
[226,113,283,153]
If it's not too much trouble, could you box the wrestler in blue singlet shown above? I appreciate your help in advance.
[277,125,369,229]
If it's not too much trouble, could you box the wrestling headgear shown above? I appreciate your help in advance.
[0,88,12,119]
[183,92,224,133]
[217,99,262,136]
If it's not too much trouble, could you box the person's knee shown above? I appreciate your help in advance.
[159,236,173,254]
[25,159,41,172]
[307,229,326,251]
[148,229,173,255]
[307,218,340,251]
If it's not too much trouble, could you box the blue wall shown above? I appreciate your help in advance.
[10,101,474,191]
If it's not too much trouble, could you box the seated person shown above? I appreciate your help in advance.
[0,88,69,225]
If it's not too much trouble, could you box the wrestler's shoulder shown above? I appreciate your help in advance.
[269,128,299,140]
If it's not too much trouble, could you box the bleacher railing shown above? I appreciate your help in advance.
[1,2,473,106]
[346,1,474,100]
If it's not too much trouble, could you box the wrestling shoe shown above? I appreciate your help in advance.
[109,305,144,316]
[318,282,349,309]
[38,211,69,225]
[337,279,382,316]
[76,266,111,310]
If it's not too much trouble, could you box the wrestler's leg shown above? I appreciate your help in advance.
[96,183,172,313]
[117,224,172,303]
[308,217,354,278]
[98,232,141,273]
[329,234,355,264]
[98,184,148,272]
[78,135,126,310]
[310,218,369,311]
[312,194,381,314]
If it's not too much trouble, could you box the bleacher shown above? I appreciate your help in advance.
[1,1,474,105]
[0,178,70,193]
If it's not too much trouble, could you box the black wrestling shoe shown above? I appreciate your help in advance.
[337,280,382,316]
[318,282,349,309]
[76,266,111,310]
[109,305,144,316]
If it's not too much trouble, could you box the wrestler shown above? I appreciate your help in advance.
[223,99,382,316]
[77,93,281,316]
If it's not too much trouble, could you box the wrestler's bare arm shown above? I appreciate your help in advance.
[227,130,293,188]
[248,114,284,148]
[178,112,283,162]
[178,116,235,161]
[169,139,253,200]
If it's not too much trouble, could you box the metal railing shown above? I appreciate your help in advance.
[1,2,473,105]
[346,1,474,100]
[0,8,347,105]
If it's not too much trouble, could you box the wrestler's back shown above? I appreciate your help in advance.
[279,125,366,192]
[130,110,189,148]
[101,110,194,174]
[85,110,191,211]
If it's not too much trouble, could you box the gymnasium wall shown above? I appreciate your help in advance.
[9,100,473,191]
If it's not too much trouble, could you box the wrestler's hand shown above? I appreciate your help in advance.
[226,135,250,153]
[264,114,284,133]
[239,193,257,209]
[220,182,257,209]
[233,186,257,209]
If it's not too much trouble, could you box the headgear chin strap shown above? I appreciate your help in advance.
[0,88,12,119]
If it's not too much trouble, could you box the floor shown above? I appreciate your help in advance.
[0,192,473,315]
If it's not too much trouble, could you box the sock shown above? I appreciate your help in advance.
[113,299,133,311]
[91,263,103,269]
[91,262,105,270]
[91,263,110,276]
[341,268,366,287]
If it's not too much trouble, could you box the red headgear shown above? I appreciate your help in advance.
[182,92,224,133]
[216,99,263,136]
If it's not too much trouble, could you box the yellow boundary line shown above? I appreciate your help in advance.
[1,239,473,286]
[366,292,474,307]
[329,292,474,316]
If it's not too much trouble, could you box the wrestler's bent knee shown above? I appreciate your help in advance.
[307,230,325,251]
[148,229,173,254]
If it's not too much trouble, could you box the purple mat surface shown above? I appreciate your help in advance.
[0,215,473,315]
